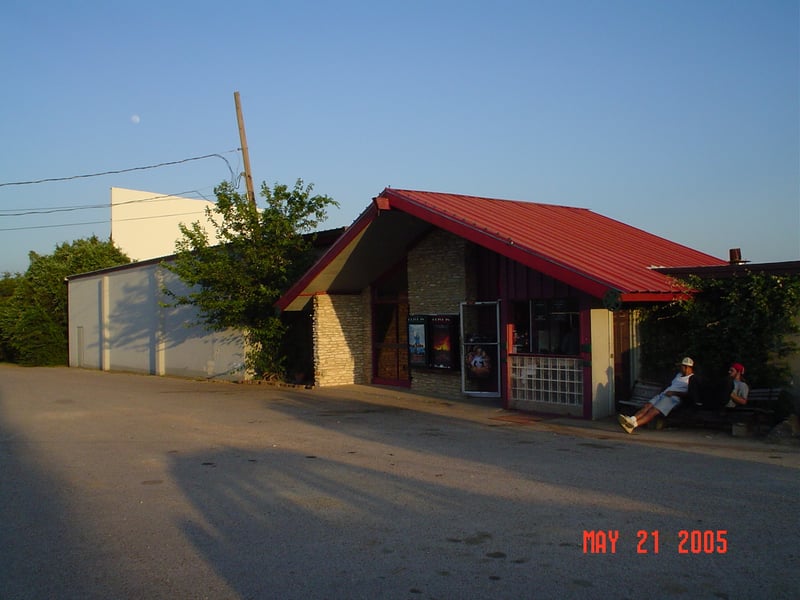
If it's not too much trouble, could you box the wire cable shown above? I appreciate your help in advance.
[0,189,216,217]
[0,210,210,232]
[0,219,111,232]
[0,150,240,188]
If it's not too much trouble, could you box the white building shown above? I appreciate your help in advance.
[67,257,248,381]
[110,187,221,261]
[66,187,246,381]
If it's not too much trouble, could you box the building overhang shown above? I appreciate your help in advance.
[277,189,715,311]
[276,202,433,311]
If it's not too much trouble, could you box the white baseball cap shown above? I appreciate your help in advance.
[681,357,694,367]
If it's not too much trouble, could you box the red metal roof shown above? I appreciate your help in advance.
[277,188,728,310]
[379,189,727,300]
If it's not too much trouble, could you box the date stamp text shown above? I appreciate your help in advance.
[582,530,729,554]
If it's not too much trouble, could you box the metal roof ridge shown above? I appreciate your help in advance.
[382,187,591,212]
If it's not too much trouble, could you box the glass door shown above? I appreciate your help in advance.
[460,301,500,396]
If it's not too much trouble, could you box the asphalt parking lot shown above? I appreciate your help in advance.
[1,365,798,599]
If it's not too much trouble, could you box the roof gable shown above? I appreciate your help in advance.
[277,188,728,310]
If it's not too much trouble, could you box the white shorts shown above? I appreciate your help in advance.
[649,393,682,416]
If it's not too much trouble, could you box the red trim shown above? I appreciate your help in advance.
[503,323,514,409]
[275,203,379,310]
[619,291,693,303]
[580,298,594,419]
[374,195,391,210]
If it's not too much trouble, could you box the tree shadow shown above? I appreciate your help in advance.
[166,389,800,599]
[0,394,125,599]
[3,372,797,599]
[76,264,245,379]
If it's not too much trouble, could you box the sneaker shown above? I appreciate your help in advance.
[618,414,635,434]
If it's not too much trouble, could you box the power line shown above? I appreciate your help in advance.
[0,210,211,233]
[112,210,211,224]
[0,150,240,188]
[0,189,215,217]
[0,219,111,232]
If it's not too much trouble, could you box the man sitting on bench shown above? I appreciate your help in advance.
[725,363,749,408]
[618,357,695,434]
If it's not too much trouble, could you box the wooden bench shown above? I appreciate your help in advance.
[618,380,663,411]
[720,387,783,434]
[742,387,782,412]
[618,380,685,430]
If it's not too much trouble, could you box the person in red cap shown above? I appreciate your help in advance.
[725,363,749,408]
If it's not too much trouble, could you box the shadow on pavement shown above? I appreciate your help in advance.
[166,389,799,599]
[0,395,124,599]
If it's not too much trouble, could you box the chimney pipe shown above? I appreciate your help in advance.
[729,248,745,265]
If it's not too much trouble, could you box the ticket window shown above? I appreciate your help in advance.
[532,299,580,356]
[511,301,531,353]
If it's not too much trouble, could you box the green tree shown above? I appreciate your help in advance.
[0,272,22,362]
[163,179,337,378]
[639,272,800,389]
[0,237,130,365]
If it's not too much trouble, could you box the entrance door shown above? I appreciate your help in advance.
[461,301,501,396]
[373,301,410,385]
[372,264,410,387]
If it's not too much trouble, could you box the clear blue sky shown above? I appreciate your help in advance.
[1,0,798,274]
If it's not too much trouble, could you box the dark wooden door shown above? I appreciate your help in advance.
[373,300,410,385]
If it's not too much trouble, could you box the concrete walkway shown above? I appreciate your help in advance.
[309,380,800,465]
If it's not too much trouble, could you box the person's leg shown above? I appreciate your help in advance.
[619,393,665,433]
[634,404,662,427]
[631,394,679,430]
[619,402,660,433]
[634,402,657,422]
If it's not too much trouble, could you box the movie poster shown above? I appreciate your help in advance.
[430,315,458,370]
[408,316,428,367]
[465,344,493,379]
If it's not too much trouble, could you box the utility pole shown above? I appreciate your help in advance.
[234,91,256,208]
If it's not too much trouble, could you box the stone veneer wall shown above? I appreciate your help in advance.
[312,293,367,386]
[407,229,472,398]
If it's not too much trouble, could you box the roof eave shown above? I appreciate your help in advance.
[620,291,692,303]
[275,203,379,311]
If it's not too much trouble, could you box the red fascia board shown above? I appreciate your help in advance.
[380,189,615,299]
[275,203,379,310]
[619,291,692,303]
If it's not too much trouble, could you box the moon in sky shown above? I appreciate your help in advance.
[130,114,141,124]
